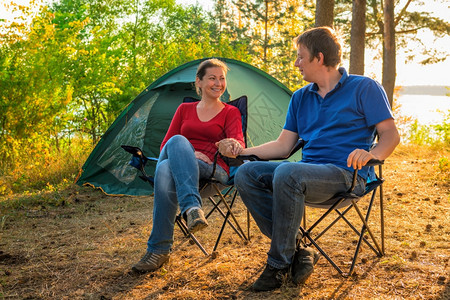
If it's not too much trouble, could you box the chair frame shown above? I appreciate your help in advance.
[299,161,385,277]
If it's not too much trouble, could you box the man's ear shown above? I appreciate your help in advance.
[317,52,325,65]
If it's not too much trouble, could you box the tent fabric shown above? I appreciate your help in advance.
[76,57,297,196]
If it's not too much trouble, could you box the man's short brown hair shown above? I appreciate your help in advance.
[295,27,342,68]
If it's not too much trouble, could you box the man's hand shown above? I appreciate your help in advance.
[195,151,213,164]
[216,138,243,158]
[347,149,376,170]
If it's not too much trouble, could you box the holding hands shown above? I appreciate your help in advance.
[216,138,243,158]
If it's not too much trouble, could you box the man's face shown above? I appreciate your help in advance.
[294,44,320,82]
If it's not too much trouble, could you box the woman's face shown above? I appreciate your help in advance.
[196,66,227,99]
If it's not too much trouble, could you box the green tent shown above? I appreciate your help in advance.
[76,57,296,195]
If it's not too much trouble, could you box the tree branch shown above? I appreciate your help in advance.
[367,26,426,36]
[395,0,413,27]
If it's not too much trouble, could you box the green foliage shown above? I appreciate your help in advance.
[405,110,450,147]
[226,0,314,91]
[334,0,450,70]
[433,111,450,145]
[0,136,91,196]
[438,157,449,173]
[1,0,448,197]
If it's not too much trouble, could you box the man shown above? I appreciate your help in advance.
[217,26,400,291]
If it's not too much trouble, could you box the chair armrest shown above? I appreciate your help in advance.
[348,159,384,193]
[235,154,265,161]
[365,159,384,166]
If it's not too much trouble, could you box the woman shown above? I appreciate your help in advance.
[132,59,245,273]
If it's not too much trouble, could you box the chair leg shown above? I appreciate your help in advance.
[211,187,250,254]
[379,177,385,255]
[302,206,307,244]
[247,209,251,241]
[299,225,347,277]
[206,196,243,238]
[352,197,383,256]
[203,185,233,219]
[337,210,379,254]
[212,184,248,242]
[299,187,385,277]
[348,224,366,275]
[175,214,209,256]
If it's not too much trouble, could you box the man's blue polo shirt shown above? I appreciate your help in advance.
[284,68,393,179]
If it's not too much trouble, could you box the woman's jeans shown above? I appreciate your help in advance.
[234,161,366,269]
[147,135,228,254]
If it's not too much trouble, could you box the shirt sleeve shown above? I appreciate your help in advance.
[224,105,245,147]
[359,79,394,127]
[160,104,183,151]
[283,90,300,133]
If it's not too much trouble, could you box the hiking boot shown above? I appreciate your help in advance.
[131,251,170,273]
[252,264,290,291]
[186,207,208,233]
[291,246,320,285]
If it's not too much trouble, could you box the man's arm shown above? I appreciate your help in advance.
[347,118,400,170]
[240,129,299,160]
[217,129,299,160]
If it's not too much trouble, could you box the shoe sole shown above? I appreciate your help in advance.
[292,251,320,285]
[188,221,208,234]
[131,257,170,273]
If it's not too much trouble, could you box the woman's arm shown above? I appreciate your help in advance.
[217,106,245,157]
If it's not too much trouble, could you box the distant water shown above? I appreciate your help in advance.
[396,94,449,125]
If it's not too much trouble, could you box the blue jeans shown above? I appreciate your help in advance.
[147,135,228,254]
[234,161,366,269]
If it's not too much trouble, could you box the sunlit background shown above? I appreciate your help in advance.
[1,0,449,125]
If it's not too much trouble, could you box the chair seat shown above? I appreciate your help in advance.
[306,177,384,209]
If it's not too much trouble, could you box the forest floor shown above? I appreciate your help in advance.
[0,144,449,299]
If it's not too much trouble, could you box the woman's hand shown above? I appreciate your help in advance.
[195,151,213,164]
[216,138,243,158]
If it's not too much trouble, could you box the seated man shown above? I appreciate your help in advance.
[217,26,400,291]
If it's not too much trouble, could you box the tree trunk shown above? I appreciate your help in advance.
[382,0,396,107]
[315,0,334,27]
[264,0,268,67]
[349,0,366,75]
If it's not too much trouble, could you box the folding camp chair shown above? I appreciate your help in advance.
[298,159,385,277]
[239,139,385,277]
[121,95,250,257]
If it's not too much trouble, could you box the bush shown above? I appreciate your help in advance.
[0,136,92,196]
[404,110,450,148]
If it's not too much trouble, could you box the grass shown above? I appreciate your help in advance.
[0,143,449,299]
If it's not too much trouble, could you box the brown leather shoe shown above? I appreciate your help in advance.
[186,208,208,233]
[132,251,170,273]
[291,246,320,284]
[252,264,290,291]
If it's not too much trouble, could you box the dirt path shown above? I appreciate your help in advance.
[1,145,448,299]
